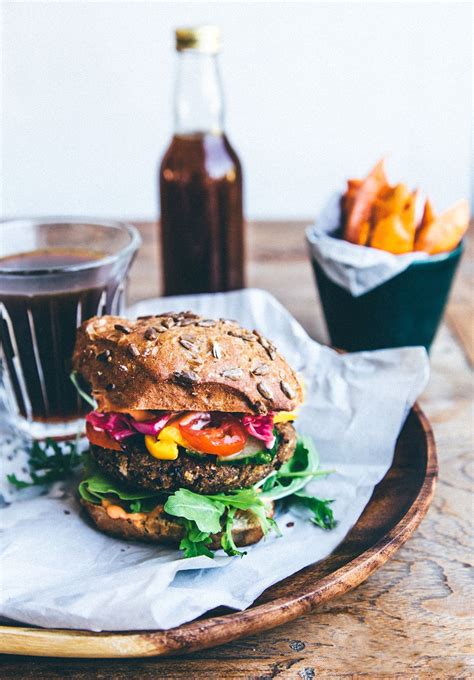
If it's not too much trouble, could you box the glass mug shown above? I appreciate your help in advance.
[0,218,141,439]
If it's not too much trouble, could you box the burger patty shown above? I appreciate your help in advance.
[90,421,297,495]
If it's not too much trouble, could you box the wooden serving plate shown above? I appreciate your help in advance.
[0,404,437,659]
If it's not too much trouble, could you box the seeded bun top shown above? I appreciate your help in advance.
[72,311,303,415]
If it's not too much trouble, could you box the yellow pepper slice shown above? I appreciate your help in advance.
[145,435,179,460]
[273,411,297,424]
[144,425,190,460]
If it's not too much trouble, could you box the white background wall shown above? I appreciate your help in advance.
[1,1,472,220]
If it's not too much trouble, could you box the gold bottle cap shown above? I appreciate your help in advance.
[175,26,221,54]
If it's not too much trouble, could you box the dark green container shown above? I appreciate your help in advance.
[312,243,463,351]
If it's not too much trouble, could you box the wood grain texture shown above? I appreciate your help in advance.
[0,406,436,660]
[1,221,472,678]
[445,227,474,366]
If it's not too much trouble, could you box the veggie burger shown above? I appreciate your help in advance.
[73,311,332,558]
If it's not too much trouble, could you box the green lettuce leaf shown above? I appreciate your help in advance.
[258,436,337,531]
[163,486,274,557]
[164,489,224,534]
[220,508,246,557]
[258,436,328,501]
[178,519,214,558]
[205,487,265,511]
[292,490,336,530]
[77,436,337,559]
[78,466,160,506]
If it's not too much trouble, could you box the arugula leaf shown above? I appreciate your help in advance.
[164,488,224,534]
[82,469,218,557]
[78,433,336,559]
[250,502,281,537]
[70,371,97,408]
[257,436,337,531]
[164,487,275,557]
[292,490,336,530]
[7,438,84,489]
[6,476,35,491]
[206,488,280,539]
[179,519,214,558]
[220,508,246,557]
[163,437,336,557]
[258,436,329,501]
[206,487,264,510]
[80,468,278,557]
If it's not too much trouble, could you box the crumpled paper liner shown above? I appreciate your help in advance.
[306,192,429,296]
[0,289,429,631]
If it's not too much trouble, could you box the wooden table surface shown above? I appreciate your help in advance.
[2,221,472,679]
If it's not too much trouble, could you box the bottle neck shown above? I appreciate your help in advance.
[173,51,225,135]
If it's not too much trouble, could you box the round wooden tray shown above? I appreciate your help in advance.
[0,404,437,659]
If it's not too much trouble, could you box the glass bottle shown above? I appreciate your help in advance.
[159,26,244,295]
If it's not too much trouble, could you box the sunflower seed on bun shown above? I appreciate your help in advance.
[73,313,303,415]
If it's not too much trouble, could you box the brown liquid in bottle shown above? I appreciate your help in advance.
[160,132,244,295]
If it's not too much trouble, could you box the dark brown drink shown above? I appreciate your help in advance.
[0,249,124,423]
[0,219,140,439]
[160,132,243,294]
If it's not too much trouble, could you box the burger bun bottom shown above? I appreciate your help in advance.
[81,497,275,550]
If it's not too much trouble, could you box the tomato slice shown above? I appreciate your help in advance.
[178,413,248,457]
[85,421,122,451]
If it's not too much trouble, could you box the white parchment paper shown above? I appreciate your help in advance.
[0,289,429,631]
[306,192,429,296]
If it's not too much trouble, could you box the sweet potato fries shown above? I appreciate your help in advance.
[341,160,469,255]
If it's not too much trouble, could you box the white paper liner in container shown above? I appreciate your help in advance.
[306,192,430,296]
[0,289,429,631]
